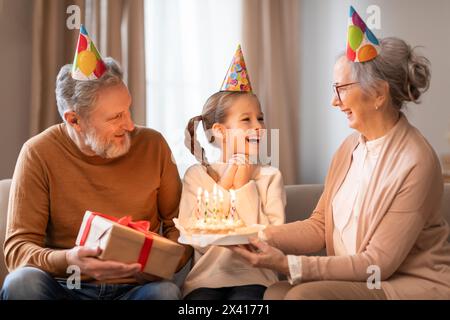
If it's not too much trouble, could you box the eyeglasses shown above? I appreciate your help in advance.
[332,82,359,103]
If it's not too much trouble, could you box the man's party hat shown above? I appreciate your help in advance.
[71,25,106,80]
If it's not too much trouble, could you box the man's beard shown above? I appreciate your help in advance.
[84,127,131,159]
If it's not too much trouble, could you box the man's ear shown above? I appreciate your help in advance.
[64,111,82,132]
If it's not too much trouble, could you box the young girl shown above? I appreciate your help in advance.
[179,46,286,300]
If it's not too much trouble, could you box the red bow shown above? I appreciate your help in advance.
[117,216,151,234]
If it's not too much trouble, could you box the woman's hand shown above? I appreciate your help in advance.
[228,237,290,275]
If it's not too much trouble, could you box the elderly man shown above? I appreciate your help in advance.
[0,56,192,300]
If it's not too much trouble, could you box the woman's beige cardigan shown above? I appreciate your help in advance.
[266,114,450,299]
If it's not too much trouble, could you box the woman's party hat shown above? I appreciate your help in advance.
[71,25,106,80]
[347,6,381,63]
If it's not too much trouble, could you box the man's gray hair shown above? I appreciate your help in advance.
[55,57,123,120]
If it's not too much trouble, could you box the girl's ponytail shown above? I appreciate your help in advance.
[184,115,220,181]
[185,115,209,166]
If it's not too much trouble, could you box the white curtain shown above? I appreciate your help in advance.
[144,0,243,176]
[242,0,300,185]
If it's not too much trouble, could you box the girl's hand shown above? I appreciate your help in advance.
[228,237,289,275]
[233,164,255,189]
[217,163,238,190]
[230,154,255,189]
[217,154,255,190]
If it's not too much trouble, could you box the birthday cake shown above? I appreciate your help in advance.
[187,185,245,234]
[174,184,265,247]
[188,215,245,234]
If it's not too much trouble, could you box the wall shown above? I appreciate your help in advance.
[1,0,449,183]
[298,0,450,183]
[0,0,32,179]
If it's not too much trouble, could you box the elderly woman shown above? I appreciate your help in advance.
[231,10,450,300]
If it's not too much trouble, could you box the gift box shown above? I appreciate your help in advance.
[75,211,185,280]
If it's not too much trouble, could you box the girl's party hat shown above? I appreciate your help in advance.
[220,45,252,92]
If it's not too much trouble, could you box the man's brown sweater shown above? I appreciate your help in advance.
[4,123,191,281]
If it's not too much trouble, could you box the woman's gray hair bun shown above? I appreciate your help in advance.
[347,37,431,110]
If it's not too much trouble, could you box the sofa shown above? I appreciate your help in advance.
[1,179,449,288]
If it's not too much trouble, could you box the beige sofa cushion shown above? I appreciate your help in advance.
[285,184,324,223]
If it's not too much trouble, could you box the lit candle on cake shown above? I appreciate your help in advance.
[212,183,218,215]
[218,190,224,218]
[196,187,202,219]
[204,190,209,220]
[229,189,236,219]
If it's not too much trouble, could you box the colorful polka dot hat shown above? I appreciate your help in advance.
[71,25,106,80]
[347,6,380,63]
[220,45,252,92]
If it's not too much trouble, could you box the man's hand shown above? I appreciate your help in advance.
[66,246,141,281]
[228,237,289,275]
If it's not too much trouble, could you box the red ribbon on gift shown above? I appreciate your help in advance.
[79,211,156,271]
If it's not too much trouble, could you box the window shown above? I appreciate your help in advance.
[144,0,243,176]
